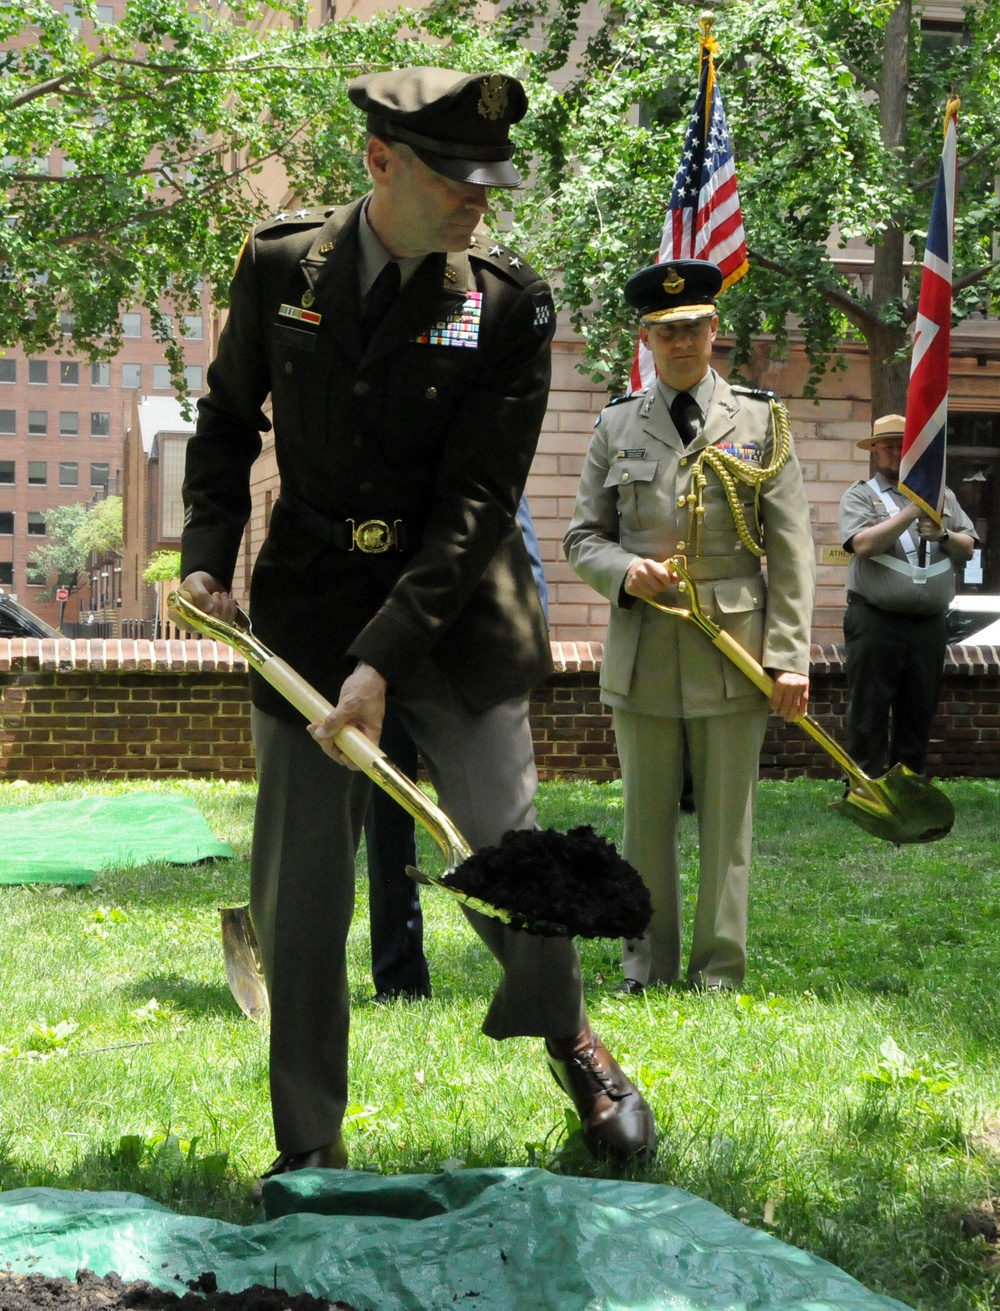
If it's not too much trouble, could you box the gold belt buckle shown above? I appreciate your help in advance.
[348,518,399,554]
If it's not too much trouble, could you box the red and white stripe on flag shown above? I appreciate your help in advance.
[630,23,748,393]
[899,100,959,524]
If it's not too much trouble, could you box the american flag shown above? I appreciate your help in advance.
[899,99,960,525]
[630,21,749,392]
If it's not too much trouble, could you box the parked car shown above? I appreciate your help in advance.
[0,594,63,639]
[946,594,1000,645]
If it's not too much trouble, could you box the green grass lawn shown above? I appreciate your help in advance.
[2,775,1000,1310]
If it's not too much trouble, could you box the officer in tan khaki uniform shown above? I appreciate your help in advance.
[564,260,815,993]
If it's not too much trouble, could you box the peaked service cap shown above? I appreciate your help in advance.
[625,259,723,324]
[348,66,528,188]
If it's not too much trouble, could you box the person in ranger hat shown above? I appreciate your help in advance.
[179,66,656,1197]
[564,258,815,995]
[838,412,976,780]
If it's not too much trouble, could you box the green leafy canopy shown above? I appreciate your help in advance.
[0,0,533,365]
[3,0,999,401]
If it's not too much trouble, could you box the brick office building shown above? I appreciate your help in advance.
[0,0,212,632]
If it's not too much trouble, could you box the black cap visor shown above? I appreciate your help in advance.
[410,144,522,188]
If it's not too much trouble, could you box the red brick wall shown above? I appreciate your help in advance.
[1,638,998,782]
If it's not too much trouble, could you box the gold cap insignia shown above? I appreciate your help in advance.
[662,268,685,296]
[319,242,336,255]
[478,74,508,122]
[301,289,315,308]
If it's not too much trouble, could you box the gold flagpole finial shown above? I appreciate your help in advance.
[944,94,961,129]
[699,9,715,36]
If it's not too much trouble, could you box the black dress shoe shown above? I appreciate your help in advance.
[614,978,645,996]
[546,1028,657,1163]
[251,1137,347,1203]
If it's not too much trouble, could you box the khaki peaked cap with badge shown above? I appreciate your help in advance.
[180,68,557,723]
[348,67,528,188]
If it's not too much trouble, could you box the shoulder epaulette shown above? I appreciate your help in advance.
[254,207,330,237]
[731,384,780,402]
[467,235,543,286]
[608,392,642,406]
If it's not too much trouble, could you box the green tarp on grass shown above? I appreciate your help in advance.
[0,793,233,884]
[0,1168,913,1309]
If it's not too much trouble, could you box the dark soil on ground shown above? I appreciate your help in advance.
[444,824,652,939]
[0,1271,360,1311]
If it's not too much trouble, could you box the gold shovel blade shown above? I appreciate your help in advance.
[220,905,269,1019]
[831,763,955,845]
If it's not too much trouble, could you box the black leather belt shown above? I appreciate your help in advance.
[278,492,409,553]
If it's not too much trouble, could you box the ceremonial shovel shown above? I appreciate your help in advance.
[168,592,651,1018]
[645,558,955,846]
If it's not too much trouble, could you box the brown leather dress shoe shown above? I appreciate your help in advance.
[546,1028,657,1163]
[251,1136,347,1203]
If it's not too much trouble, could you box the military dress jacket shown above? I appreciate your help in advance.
[180,198,557,720]
[563,373,816,718]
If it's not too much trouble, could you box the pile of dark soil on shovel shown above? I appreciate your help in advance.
[444,825,652,938]
[0,1271,360,1311]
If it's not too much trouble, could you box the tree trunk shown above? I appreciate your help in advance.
[869,0,911,418]
[866,320,910,417]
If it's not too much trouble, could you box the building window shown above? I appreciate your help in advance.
[63,2,82,27]
[27,511,46,536]
[90,411,111,437]
[28,359,48,384]
[59,360,80,386]
[96,3,114,20]
[59,411,79,436]
[0,360,15,383]
[182,314,204,340]
[185,365,203,392]
[27,411,47,436]
[122,363,141,388]
[0,511,13,535]
[91,361,110,387]
[60,312,74,335]
[58,462,78,486]
[122,312,142,338]
[152,364,171,390]
[27,461,47,485]
[26,558,47,586]
[0,460,13,484]
[90,462,110,488]
[0,562,12,586]
[0,410,14,435]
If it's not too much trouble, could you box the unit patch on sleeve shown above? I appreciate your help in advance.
[532,291,554,334]
[413,292,482,348]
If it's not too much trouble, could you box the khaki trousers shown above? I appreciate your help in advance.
[614,702,769,988]
[250,661,586,1154]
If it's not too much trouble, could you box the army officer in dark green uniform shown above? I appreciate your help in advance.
[180,67,656,1193]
